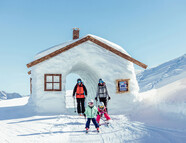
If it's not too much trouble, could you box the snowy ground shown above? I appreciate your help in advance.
[1,96,186,143]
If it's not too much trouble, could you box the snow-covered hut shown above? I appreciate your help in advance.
[27,28,147,114]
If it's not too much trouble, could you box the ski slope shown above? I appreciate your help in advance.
[0,97,186,143]
[137,54,186,92]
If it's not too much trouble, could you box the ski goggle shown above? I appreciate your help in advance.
[89,102,94,105]
[77,80,81,83]
[99,106,104,108]
[99,80,103,83]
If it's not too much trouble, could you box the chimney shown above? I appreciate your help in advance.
[73,28,79,40]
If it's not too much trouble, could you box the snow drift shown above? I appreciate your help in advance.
[130,77,186,129]
[137,54,186,92]
[128,54,186,129]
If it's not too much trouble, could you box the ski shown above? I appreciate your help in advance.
[100,117,110,127]
[85,129,100,134]
[99,122,109,126]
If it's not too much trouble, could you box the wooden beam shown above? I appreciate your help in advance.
[30,78,32,94]
[88,36,148,69]
[26,36,89,68]
[26,35,147,69]
[28,70,31,75]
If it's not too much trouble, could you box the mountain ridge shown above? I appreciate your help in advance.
[0,91,22,100]
[137,54,186,92]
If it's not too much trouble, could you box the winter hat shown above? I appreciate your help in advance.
[88,99,94,107]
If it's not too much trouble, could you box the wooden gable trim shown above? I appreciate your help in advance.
[88,36,147,69]
[27,35,147,69]
[27,36,89,68]
[30,77,32,94]
[28,70,31,75]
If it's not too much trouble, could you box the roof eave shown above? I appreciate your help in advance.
[26,35,147,69]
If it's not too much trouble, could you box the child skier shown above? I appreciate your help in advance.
[96,102,111,124]
[84,99,99,133]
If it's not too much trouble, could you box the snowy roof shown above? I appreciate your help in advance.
[35,34,129,60]
[27,34,147,69]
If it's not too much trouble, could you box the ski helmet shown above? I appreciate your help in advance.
[77,78,82,83]
[99,78,103,84]
[98,102,104,110]
[88,99,94,107]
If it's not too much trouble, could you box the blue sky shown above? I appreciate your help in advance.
[0,0,186,95]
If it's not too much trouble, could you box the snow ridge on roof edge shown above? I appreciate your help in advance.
[34,34,130,60]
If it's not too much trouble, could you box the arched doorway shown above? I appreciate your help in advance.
[65,62,100,110]
[65,73,80,108]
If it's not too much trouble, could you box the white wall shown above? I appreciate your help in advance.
[29,41,139,114]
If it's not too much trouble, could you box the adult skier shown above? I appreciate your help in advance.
[95,78,111,111]
[73,78,87,116]
[84,99,99,133]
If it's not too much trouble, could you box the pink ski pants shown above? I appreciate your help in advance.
[96,113,111,123]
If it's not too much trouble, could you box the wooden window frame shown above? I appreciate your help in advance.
[44,74,62,91]
[116,79,130,93]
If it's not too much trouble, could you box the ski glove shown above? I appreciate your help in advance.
[95,97,98,101]
[108,96,111,100]
[97,111,100,115]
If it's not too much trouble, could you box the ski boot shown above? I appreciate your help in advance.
[85,128,89,133]
[97,127,100,133]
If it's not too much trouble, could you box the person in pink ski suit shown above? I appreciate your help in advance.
[96,102,111,124]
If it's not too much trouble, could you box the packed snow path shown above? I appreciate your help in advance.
[1,114,186,143]
[1,97,186,143]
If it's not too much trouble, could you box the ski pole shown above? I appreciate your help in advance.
[84,114,86,122]
[106,98,108,113]
[85,95,86,108]
[73,97,76,113]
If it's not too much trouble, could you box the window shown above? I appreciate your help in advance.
[44,74,62,91]
[116,79,129,93]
